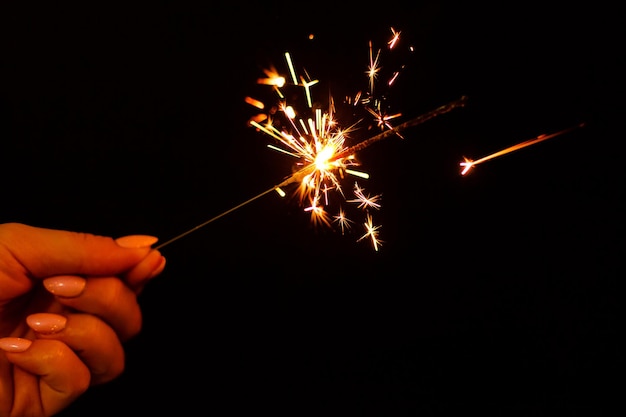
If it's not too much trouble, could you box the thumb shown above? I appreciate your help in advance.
[0,223,158,278]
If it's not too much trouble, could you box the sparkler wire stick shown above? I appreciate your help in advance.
[155,96,468,250]
[336,95,468,158]
[154,187,278,250]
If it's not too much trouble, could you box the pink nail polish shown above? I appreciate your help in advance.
[148,256,167,279]
[0,337,32,352]
[43,275,86,297]
[26,313,67,334]
[115,235,159,248]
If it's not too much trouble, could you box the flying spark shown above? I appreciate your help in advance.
[357,213,383,252]
[460,123,586,175]
[348,182,382,210]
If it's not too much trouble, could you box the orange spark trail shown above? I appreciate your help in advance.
[460,123,585,175]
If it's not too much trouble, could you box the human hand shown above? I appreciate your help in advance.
[0,222,166,417]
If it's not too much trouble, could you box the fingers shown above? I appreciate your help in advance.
[40,253,165,303]
[0,222,158,278]
[40,238,166,338]
[0,337,91,417]
[123,249,166,293]
[0,312,126,415]
[26,313,125,385]
[43,276,142,341]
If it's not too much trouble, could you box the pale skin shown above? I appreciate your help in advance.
[0,223,166,417]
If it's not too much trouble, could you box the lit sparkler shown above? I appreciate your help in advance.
[242,28,468,251]
[155,96,467,250]
[155,28,467,251]
[459,123,585,175]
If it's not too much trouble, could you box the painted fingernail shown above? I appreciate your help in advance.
[43,275,86,297]
[115,235,159,248]
[0,337,32,352]
[26,313,67,334]
[148,256,167,279]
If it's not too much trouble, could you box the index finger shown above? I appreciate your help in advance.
[0,223,156,278]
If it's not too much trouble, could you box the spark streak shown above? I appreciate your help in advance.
[460,123,585,175]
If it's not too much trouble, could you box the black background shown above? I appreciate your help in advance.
[1,1,624,415]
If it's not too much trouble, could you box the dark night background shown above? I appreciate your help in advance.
[1,1,624,415]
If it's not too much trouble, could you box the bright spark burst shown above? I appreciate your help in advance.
[367,40,382,95]
[357,213,383,251]
[388,27,401,49]
[304,195,331,228]
[348,182,382,210]
[367,106,403,131]
[333,207,354,235]
[246,27,417,250]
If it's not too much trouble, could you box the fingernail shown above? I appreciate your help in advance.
[43,275,86,297]
[26,313,67,334]
[148,256,167,279]
[0,337,32,352]
[115,235,159,248]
